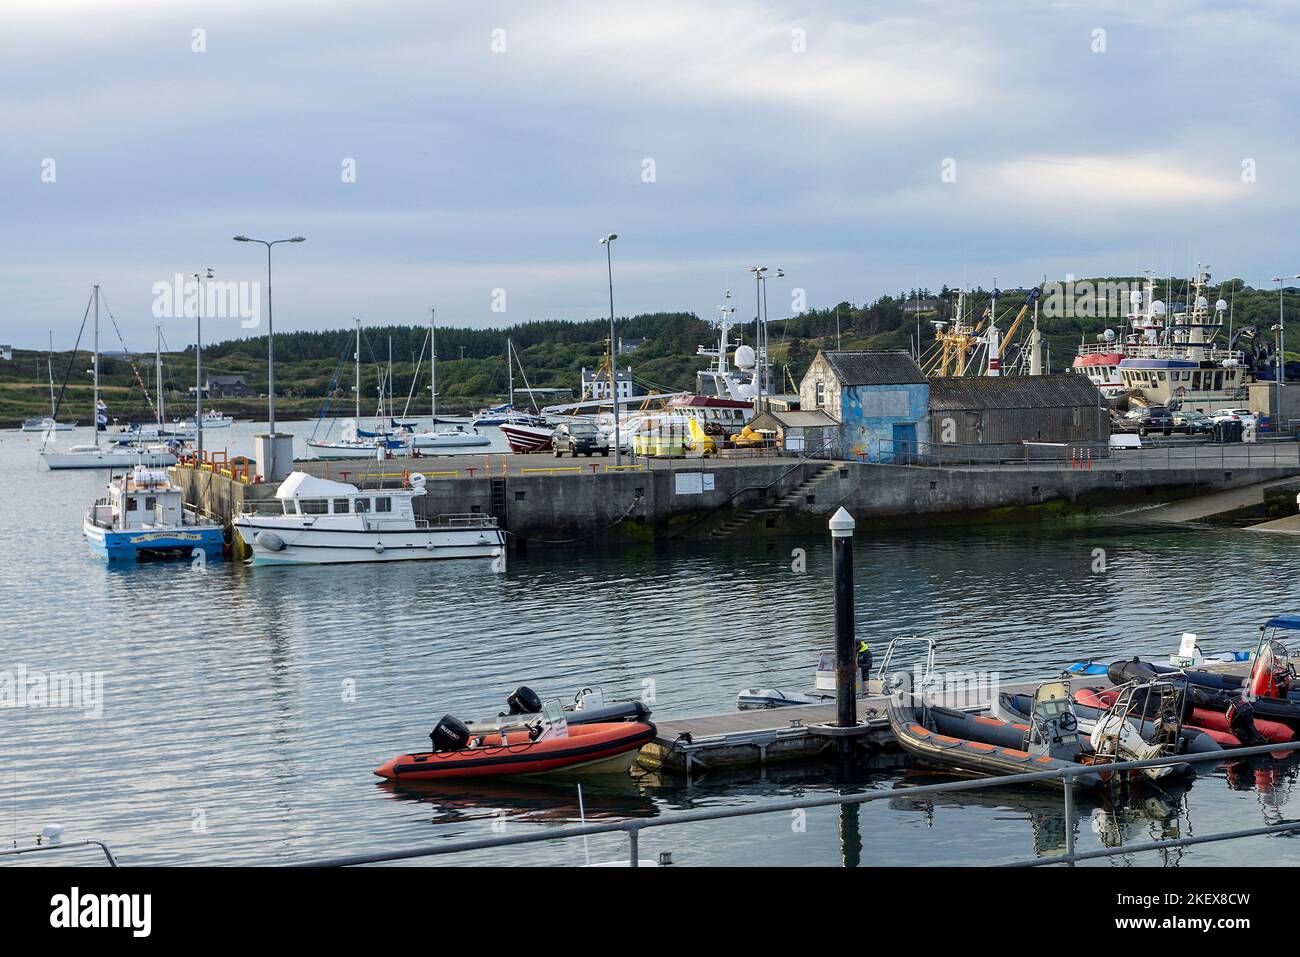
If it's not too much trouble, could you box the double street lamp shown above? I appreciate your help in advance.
[600,233,621,465]
[193,267,213,452]
[1272,274,1300,425]
[747,265,785,413]
[233,234,305,478]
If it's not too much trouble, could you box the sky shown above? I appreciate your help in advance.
[2,0,1298,349]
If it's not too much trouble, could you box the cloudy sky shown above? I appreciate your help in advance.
[2,0,1297,348]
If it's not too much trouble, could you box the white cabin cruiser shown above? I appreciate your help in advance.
[232,470,505,565]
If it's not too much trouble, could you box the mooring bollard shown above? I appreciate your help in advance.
[830,507,857,730]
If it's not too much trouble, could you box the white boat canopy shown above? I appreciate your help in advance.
[275,471,360,500]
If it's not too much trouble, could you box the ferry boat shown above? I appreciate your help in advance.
[1071,267,1250,413]
[232,470,505,565]
[83,465,225,561]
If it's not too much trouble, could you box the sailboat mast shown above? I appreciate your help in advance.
[430,307,437,423]
[155,325,164,427]
[47,331,56,418]
[507,338,514,407]
[354,318,362,422]
[387,335,393,422]
[93,284,100,447]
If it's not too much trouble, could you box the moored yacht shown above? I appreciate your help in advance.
[232,470,505,565]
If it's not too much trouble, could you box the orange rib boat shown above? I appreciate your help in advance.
[374,721,656,782]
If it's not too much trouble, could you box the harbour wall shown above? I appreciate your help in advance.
[174,454,1300,549]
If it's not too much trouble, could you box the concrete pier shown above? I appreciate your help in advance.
[171,443,1300,548]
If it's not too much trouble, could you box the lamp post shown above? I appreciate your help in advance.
[600,233,621,465]
[748,266,767,415]
[233,234,305,478]
[193,268,212,453]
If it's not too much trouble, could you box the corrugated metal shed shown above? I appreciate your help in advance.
[822,351,926,386]
[928,375,1101,410]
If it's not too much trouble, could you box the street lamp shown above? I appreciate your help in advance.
[193,268,213,452]
[748,266,767,414]
[600,233,621,465]
[233,234,305,478]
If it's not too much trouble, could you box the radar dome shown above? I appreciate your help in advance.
[734,344,756,369]
[1151,300,1167,316]
[1216,299,1228,312]
[1196,296,1209,311]
[1129,290,1142,305]
[1103,329,1117,342]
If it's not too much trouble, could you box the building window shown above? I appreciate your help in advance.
[374,497,392,513]
[815,381,826,408]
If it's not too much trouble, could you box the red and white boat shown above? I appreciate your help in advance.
[500,421,555,453]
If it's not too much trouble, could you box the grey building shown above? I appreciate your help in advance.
[927,374,1107,460]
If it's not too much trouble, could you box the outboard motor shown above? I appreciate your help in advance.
[506,686,543,716]
[1227,700,1268,747]
[429,714,471,753]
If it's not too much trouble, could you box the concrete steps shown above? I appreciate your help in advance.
[708,464,840,540]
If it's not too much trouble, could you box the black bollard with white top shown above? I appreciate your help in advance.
[808,507,871,765]
[830,506,857,729]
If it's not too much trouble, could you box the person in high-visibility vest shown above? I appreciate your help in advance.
[857,640,872,687]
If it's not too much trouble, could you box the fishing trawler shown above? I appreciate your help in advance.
[83,465,224,561]
[1071,267,1251,412]
[232,471,504,565]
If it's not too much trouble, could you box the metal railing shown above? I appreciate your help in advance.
[288,737,1300,869]
[864,435,1300,472]
[1,839,118,867]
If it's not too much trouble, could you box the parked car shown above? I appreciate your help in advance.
[1211,407,1259,430]
[1172,410,1214,434]
[1122,406,1174,436]
[552,421,609,457]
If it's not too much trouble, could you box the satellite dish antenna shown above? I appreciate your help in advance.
[734,344,756,370]
[1151,300,1167,317]
[1215,299,1228,313]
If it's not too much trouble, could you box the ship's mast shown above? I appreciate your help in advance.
[429,307,437,423]
[155,325,164,428]
[92,284,100,447]
[354,317,361,422]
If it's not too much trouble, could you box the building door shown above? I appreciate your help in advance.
[892,422,917,462]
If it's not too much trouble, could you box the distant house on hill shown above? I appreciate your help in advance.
[901,298,942,316]
[190,374,254,398]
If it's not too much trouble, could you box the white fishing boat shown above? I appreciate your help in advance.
[83,465,224,561]
[232,470,504,565]
[21,332,77,431]
[407,308,491,452]
[41,287,181,470]
[176,409,235,431]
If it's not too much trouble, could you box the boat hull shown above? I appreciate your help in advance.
[232,518,505,565]
[500,423,554,453]
[43,448,178,470]
[84,517,225,561]
[375,722,657,781]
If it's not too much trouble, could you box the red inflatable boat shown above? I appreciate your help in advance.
[1076,687,1293,746]
[375,720,656,782]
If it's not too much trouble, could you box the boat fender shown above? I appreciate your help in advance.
[374,543,385,555]
[507,686,543,715]
[255,531,286,552]
[430,714,471,753]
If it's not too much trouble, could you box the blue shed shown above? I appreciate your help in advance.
[798,351,931,462]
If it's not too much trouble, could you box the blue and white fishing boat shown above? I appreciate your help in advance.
[83,465,225,561]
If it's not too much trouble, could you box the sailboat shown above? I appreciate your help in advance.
[21,332,78,432]
[408,308,491,452]
[109,327,197,444]
[41,286,179,470]
[470,338,550,428]
[307,318,409,459]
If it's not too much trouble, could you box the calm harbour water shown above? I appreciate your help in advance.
[4,421,1300,867]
